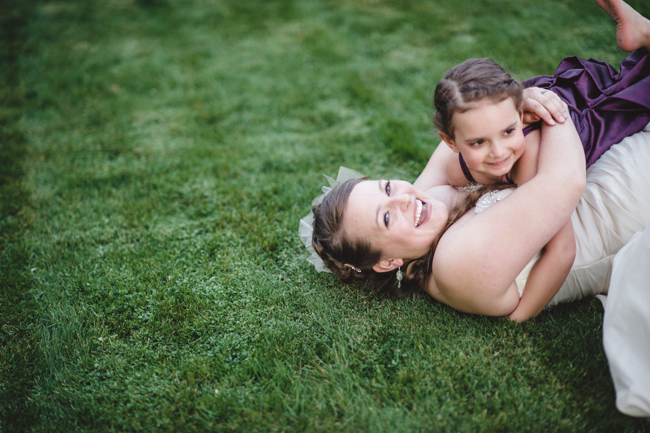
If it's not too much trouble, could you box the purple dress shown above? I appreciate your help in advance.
[523,49,650,168]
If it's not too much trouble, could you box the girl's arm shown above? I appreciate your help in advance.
[514,94,568,185]
[508,219,576,322]
[413,141,455,191]
[430,118,585,316]
[512,130,541,185]
[445,153,471,187]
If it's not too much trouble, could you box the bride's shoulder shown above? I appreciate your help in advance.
[425,184,466,208]
[430,188,516,278]
[429,221,471,284]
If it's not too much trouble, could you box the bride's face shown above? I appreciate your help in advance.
[342,180,450,264]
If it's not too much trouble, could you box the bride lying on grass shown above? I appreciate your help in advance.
[301,0,650,417]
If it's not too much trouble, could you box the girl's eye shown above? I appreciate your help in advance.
[384,212,390,228]
[385,181,391,196]
[472,139,485,147]
[504,128,515,136]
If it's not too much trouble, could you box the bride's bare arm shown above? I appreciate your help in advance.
[430,118,585,316]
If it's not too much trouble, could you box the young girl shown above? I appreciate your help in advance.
[437,56,650,188]
[433,0,650,320]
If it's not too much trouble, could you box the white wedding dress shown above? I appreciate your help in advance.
[513,124,650,417]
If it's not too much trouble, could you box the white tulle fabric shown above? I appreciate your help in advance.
[299,167,364,273]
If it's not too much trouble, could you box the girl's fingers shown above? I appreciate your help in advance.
[522,87,569,126]
[542,90,569,122]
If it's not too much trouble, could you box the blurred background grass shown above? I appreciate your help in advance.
[2,0,650,431]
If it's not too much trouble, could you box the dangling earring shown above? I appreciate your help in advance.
[396,266,403,288]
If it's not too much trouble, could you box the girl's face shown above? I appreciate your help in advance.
[447,98,526,181]
[342,180,449,268]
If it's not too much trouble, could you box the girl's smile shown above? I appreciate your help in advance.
[486,154,513,168]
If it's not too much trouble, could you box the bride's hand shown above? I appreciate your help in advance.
[522,87,569,126]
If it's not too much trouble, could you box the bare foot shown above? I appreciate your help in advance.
[597,0,650,51]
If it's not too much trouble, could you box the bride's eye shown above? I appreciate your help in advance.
[385,181,391,196]
[384,212,389,227]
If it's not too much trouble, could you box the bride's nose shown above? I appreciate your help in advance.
[389,193,411,211]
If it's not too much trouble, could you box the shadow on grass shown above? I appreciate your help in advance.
[0,1,43,430]
[521,300,650,432]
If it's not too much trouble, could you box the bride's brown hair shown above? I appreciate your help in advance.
[311,178,512,297]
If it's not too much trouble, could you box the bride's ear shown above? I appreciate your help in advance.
[372,258,404,273]
[438,131,459,153]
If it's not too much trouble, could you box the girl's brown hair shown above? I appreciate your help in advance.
[311,178,512,297]
[434,58,523,139]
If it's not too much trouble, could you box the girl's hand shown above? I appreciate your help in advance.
[522,87,569,126]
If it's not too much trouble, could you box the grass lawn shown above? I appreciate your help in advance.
[2,0,650,431]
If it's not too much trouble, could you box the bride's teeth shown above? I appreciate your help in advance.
[414,199,422,227]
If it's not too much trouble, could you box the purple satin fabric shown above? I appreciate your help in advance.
[524,49,650,168]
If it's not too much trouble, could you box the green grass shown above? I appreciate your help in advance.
[2,0,650,431]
